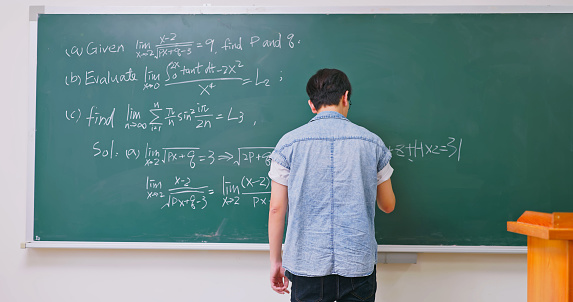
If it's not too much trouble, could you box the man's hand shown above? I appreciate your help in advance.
[270,262,290,294]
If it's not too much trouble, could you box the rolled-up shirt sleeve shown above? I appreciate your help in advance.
[268,160,290,186]
[377,163,394,185]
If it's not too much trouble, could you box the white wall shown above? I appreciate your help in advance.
[6,0,564,300]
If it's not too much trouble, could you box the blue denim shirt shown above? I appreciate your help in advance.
[269,111,392,277]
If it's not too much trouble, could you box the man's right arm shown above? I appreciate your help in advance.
[377,178,395,213]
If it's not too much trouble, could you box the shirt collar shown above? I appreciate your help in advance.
[309,111,349,123]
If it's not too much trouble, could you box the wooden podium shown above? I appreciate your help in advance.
[508,211,573,302]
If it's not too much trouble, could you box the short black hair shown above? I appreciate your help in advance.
[306,69,352,110]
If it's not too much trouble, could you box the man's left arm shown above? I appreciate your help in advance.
[268,180,289,294]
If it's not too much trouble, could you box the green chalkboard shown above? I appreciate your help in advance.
[34,13,573,247]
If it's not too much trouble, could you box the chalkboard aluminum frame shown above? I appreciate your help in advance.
[27,5,573,252]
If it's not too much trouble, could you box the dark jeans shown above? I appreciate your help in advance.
[285,268,377,302]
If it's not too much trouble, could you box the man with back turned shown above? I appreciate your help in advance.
[268,68,396,302]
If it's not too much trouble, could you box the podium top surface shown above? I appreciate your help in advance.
[507,211,573,240]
